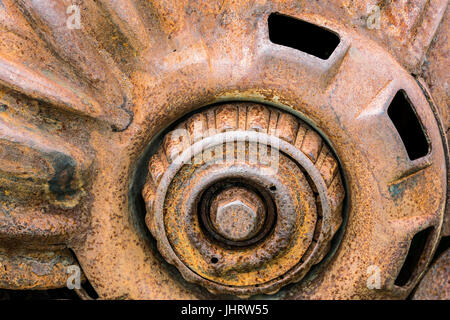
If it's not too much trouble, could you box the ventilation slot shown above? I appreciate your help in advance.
[387,90,429,160]
[268,13,340,60]
[395,227,433,287]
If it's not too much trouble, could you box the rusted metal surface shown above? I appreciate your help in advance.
[143,103,344,296]
[419,6,450,237]
[210,187,267,243]
[0,248,82,290]
[0,0,447,299]
[413,248,450,300]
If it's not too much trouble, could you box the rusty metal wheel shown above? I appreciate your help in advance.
[0,1,448,300]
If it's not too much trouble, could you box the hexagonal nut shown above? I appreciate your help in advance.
[214,198,262,242]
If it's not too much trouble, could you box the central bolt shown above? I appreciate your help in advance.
[216,200,257,241]
[210,187,266,242]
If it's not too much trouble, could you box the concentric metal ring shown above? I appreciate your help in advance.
[143,102,345,295]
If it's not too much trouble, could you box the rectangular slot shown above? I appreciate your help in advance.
[268,13,340,60]
[387,90,429,160]
[394,227,433,287]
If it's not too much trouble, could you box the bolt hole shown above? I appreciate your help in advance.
[394,227,434,287]
[268,13,340,60]
[211,257,219,264]
[387,90,429,160]
[269,186,276,191]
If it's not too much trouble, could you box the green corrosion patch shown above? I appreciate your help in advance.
[48,152,77,199]
[388,183,405,200]
[388,173,419,201]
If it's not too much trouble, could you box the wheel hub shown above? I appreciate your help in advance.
[143,102,345,295]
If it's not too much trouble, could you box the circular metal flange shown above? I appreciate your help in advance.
[142,102,345,296]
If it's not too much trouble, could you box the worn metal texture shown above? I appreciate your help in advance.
[0,0,448,299]
[0,248,82,290]
[412,248,450,300]
[143,103,344,296]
